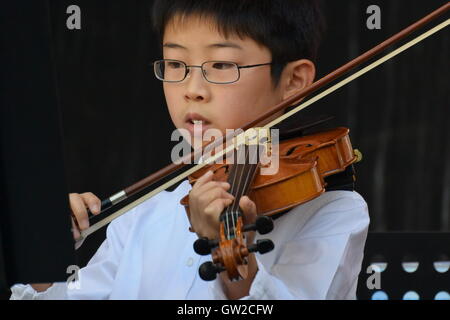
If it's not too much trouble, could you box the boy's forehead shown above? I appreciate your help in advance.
[162,14,264,51]
[163,14,237,42]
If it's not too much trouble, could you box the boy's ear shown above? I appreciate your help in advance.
[280,59,316,101]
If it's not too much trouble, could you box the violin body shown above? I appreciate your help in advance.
[278,127,356,177]
[181,127,357,217]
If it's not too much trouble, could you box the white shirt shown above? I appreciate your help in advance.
[10,179,369,300]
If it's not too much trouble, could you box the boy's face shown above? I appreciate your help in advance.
[162,15,284,146]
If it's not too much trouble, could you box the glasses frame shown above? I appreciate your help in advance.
[152,59,272,84]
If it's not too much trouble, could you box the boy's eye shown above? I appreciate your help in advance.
[167,61,184,69]
[211,62,234,70]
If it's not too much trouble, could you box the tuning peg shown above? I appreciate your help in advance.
[198,261,226,281]
[242,216,274,235]
[193,237,219,255]
[247,239,274,255]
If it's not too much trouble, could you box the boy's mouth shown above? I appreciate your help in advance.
[184,112,212,136]
[185,112,210,124]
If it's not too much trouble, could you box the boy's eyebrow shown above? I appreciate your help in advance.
[162,42,243,50]
[207,42,243,50]
[163,43,187,50]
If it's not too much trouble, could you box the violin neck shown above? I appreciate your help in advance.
[220,144,261,239]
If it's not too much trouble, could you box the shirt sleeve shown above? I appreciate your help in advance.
[9,209,135,300]
[10,282,68,300]
[209,191,370,300]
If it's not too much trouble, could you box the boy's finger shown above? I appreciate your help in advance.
[195,180,230,196]
[69,194,89,230]
[80,192,101,214]
[194,170,214,188]
[71,218,81,240]
[239,196,257,224]
[204,198,234,218]
[198,187,234,206]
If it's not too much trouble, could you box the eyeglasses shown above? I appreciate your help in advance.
[152,59,272,84]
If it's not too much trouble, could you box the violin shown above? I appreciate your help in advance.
[73,3,449,281]
[181,127,357,216]
[180,126,359,281]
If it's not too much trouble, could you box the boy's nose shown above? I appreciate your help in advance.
[184,67,210,102]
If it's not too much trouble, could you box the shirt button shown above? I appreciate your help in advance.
[186,257,194,267]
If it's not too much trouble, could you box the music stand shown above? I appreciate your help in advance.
[357,232,450,300]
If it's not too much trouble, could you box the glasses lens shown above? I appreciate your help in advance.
[154,60,186,82]
[202,61,239,83]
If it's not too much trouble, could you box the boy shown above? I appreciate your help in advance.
[11,0,369,299]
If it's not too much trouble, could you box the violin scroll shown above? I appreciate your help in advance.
[196,215,275,281]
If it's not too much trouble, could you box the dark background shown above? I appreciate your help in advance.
[0,0,448,300]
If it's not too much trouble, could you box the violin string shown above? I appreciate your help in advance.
[229,140,262,239]
[227,142,255,239]
[226,157,239,240]
[226,148,244,239]
[230,147,248,238]
[77,18,449,248]
[231,143,259,237]
[222,145,246,239]
[236,145,257,214]
[232,146,250,234]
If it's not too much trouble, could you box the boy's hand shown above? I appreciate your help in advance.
[30,192,101,293]
[69,192,101,240]
[188,172,259,300]
[188,171,257,244]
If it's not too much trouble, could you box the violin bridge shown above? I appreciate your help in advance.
[234,127,272,147]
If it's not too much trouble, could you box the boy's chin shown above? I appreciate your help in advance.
[189,137,208,150]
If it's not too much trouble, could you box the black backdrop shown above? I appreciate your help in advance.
[46,0,449,264]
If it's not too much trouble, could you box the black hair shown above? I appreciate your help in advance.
[152,0,325,87]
